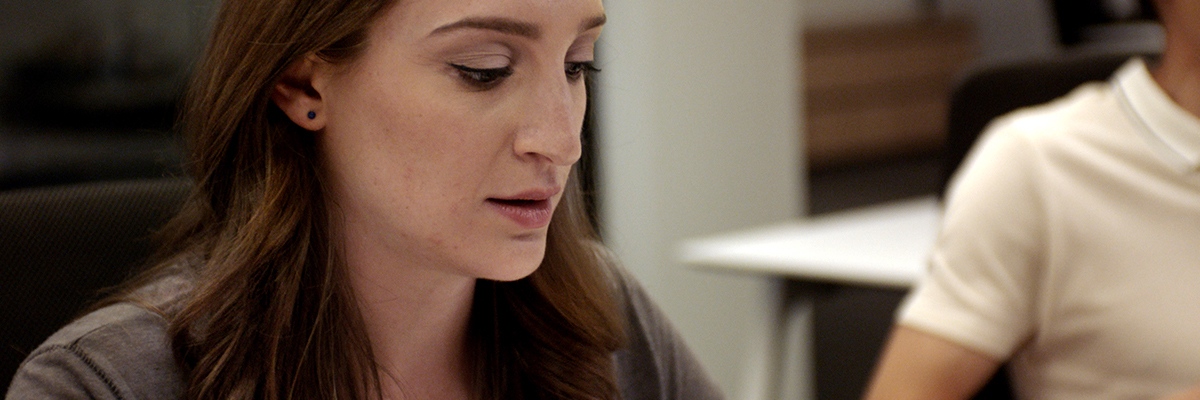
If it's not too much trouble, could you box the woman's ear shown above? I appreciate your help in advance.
[272,55,331,131]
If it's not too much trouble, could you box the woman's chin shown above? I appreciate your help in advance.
[476,245,546,282]
[484,259,543,282]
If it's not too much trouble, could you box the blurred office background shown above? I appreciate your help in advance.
[600,1,1159,400]
[0,0,213,189]
[0,0,1162,399]
[805,0,1161,215]
[795,2,1159,399]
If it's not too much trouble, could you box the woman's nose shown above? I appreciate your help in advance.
[512,71,584,167]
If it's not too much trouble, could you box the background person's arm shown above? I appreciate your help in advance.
[1162,385,1200,400]
[862,326,1001,400]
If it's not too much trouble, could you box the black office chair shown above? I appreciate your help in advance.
[943,51,1151,400]
[0,178,191,392]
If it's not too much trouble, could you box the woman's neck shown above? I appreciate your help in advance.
[1152,31,1200,119]
[341,228,477,399]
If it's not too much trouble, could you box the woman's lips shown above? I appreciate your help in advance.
[486,198,554,229]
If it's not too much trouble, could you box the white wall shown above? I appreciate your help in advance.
[597,1,803,399]
[960,0,1060,63]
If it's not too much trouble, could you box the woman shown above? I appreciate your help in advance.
[5,0,723,399]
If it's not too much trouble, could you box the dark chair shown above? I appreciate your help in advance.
[0,130,184,191]
[0,178,191,392]
[944,51,1151,400]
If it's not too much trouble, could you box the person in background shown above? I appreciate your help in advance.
[5,0,724,398]
[864,0,1200,399]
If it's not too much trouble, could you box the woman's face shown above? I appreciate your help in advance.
[317,0,605,281]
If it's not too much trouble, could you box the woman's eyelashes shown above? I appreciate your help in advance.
[452,64,514,89]
[565,61,599,81]
[450,61,600,89]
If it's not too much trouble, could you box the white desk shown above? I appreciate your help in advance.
[679,196,942,399]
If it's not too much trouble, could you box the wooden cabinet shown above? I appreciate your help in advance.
[805,18,977,170]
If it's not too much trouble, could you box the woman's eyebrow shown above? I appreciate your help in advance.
[431,17,540,39]
[429,14,606,39]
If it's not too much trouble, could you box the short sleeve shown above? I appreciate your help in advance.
[5,304,184,400]
[610,265,725,400]
[898,115,1049,359]
[7,344,126,399]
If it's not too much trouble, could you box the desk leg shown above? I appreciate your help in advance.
[771,279,817,400]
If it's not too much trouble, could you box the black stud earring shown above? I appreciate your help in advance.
[307,111,317,120]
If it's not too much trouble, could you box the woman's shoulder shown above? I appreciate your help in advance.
[585,241,672,338]
[978,80,1120,152]
[593,243,726,400]
[6,284,187,399]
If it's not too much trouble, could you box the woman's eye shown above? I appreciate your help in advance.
[451,64,513,88]
[565,61,600,81]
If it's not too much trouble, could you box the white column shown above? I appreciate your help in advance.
[597,1,805,399]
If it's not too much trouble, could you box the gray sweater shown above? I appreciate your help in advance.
[6,267,724,400]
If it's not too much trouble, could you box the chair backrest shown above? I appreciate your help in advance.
[0,178,191,391]
[941,52,1147,194]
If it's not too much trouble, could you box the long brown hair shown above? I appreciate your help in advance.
[123,0,626,398]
